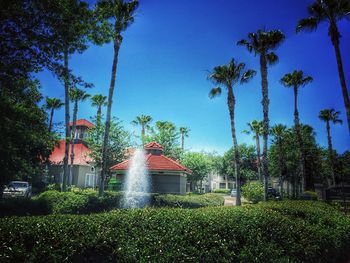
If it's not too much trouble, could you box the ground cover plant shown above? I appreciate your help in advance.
[0,201,349,262]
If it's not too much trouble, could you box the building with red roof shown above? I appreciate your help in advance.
[111,142,192,195]
[48,119,97,188]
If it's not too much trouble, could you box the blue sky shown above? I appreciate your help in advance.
[38,0,350,154]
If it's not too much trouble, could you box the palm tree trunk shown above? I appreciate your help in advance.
[227,86,241,206]
[49,108,54,133]
[260,53,269,201]
[294,86,307,191]
[100,37,121,196]
[326,121,336,185]
[96,106,102,144]
[70,100,78,187]
[141,125,145,145]
[332,33,350,133]
[62,47,70,192]
[181,133,185,151]
[255,134,262,181]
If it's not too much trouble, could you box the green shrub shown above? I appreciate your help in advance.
[0,201,349,262]
[154,193,224,208]
[0,198,49,217]
[213,189,230,194]
[241,181,264,203]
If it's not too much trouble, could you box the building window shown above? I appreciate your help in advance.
[219,183,226,189]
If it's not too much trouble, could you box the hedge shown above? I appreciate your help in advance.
[0,191,225,216]
[0,201,349,262]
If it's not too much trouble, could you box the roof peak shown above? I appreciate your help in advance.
[69,119,95,128]
[144,142,164,150]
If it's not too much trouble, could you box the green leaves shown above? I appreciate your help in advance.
[280,70,313,89]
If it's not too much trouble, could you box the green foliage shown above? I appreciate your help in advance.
[154,193,224,208]
[181,152,212,188]
[241,181,264,203]
[144,121,182,159]
[0,198,50,217]
[86,118,132,171]
[221,144,258,181]
[213,189,230,194]
[0,201,349,262]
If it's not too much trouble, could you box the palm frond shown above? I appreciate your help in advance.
[296,17,318,33]
[240,69,256,84]
[209,87,222,99]
[266,52,279,65]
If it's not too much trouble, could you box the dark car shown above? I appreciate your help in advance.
[267,187,281,200]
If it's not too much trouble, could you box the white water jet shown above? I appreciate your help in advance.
[122,148,150,208]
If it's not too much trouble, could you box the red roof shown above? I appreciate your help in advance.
[69,119,95,128]
[49,140,93,165]
[111,154,192,174]
[144,142,164,150]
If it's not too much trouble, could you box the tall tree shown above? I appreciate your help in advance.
[242,120,263,181]
[297,0,350,132]
[96,0,139,196]
[45,97,64,133]
[319,109,343,185]
[280,70,313,190]
[179,127,190,151]
[237,29,285,201]
[270,124,287,194]
[131,115,152,144]
[91,94,107,143]
[68,88,90,185]
[42,0,92,191]
[208,58,256,206]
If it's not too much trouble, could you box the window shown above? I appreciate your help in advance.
[85,173,96,188]
[219,183,226,189]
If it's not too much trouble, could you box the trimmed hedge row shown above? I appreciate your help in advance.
[0,201,349,262]
[0,191,225,216]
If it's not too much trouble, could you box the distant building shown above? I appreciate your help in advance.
[48,119,97,188]
[209,173,235,191]
[110,142,192,195]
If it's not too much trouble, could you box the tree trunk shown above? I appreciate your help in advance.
[141,125,145,145]
[326,120,336,185]
[227,86,241,206]
[181,133,184,151]
[48,108,54,133]
[62,48,70,192]
[331,31,350,133]
[293,86,307,191]
[99,37,121,196]
[255,133,262,182]
[260,53,269,201]
[70,100,78,187]
[96,106,102,144]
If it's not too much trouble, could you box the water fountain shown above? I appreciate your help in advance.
[122,148,150,208]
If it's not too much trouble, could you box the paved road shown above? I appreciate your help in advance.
[224,196,236,206]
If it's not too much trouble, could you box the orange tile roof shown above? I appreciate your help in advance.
[144,141,164,150]
[69,119,95,128]
[49,140,93,165]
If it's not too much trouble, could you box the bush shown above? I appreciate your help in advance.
[0,198,49,217]
[154,193,224,208]
[0,201,349,262]
[213,189,230,194]
[241,181,264,203]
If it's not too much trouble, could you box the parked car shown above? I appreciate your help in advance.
[3,181,32,198]
[230,188,237,197]
[267,187,281,200]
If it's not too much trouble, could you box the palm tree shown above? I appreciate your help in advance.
[297,0,350,133]
[208,58,256,206]
[237,29,285,201]
[45,97,64,133]
[319,109,343,185]
[179,127,190,151]
[280,70,313,191]
[131,115,152,143]
[68,88,90,186]
[242,120,263,181]
[270,124,287,195]
[91,94,107,143]
[96,0,139,196]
